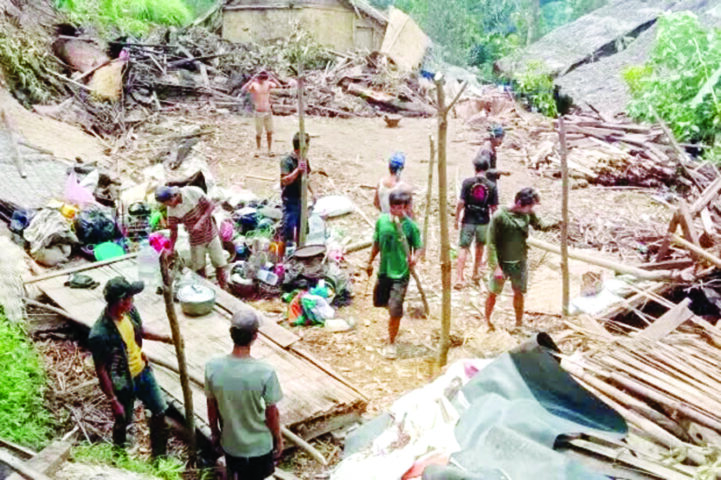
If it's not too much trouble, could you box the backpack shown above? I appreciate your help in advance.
[464,177,490,214]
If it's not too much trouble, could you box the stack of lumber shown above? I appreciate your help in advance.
[560,308,721,478]
[521,112,688,188]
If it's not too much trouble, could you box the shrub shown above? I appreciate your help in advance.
[513,61,558,117]
[0,308,56,450]
[623,12,721,144]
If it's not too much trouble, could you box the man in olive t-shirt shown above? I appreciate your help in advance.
[366,190,423,359]
[485,187,557,330]
[205,310,283,480]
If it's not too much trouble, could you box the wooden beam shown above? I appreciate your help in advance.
[558,116,570,316]
[655,212,680,262]
[6,440,73,480]
[0,449,53,480]
[636,298,694,342]
[691,176,721,214]
[528,237,680,282]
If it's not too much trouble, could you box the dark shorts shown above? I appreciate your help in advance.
[116,365,167,424]
[282,201,300,242]
[488,260,528,294]
[373,275,409,318]
[459,223,488,248]
[225,451,274,480]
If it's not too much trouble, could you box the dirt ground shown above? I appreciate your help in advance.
[123,109,672,421]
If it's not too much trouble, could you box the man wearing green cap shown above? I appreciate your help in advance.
[88,276,174,457]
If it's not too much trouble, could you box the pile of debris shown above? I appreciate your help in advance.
[561,307,721,479]
[521,112,700,188]
[40,24,436,137]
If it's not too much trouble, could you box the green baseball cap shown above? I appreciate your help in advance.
[104,276,144,303]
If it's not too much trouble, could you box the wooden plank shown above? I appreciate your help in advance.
[677,200,700,254]
[692,176,721,214]
[0,449,53,480]
[6,440,72,480]
[655,212,680,262]
[23,253,139,285]
[700,207,717,238]
[640,258,693,271]
[636,298,694,342]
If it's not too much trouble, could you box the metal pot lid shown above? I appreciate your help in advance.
[177,284,216,303]
[292,245,326,259]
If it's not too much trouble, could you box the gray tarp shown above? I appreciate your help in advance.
[343,334,627,480]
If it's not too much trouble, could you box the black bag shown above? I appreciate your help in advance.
[74,208,118,245]
[464,178,491,215]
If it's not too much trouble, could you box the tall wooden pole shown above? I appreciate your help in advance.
[558,116,570,316]
[159,255,196,464]
[298,68,308,246]
[434,77,467,367]
[435,75,452,367]
[422,135,435,252]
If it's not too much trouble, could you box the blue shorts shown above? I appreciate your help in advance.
[282,201,300,242]
[117,365,167,423]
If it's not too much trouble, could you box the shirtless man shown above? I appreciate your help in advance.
[241,70,280,155]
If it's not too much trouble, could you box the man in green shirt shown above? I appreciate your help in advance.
[485,187,557,330]
[366,190,423,359]
[205,309,284,480]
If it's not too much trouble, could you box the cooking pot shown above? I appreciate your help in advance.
[177,284,216,316]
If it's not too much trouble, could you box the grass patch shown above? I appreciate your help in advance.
[72,442,186,480]
[0,307,56,450]
[55,0,194,36]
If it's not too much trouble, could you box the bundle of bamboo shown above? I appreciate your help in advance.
[559,314,721,477]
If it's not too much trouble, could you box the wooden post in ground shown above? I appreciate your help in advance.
[297,68,308,246]
[159,254,196,465]
[422,135,435,252]
[434,76,467,367]
[558,116,570,316]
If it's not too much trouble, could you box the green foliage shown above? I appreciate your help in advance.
[513,61,558,117]
[55,0,193,36]
[0,32,64,106]
[72,443,185,480]
[624,12,721,144]
[369,0,607,72]
[0,308,56,450]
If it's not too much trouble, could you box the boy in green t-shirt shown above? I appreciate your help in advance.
[366,190,423,359]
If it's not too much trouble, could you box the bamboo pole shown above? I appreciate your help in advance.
[159,256,196,465]
[434,77,467,367]
[422,135,435,252]
[435,75,451,367]
[671,233,721,269]
[297,69,308,246]
[558,117,570,316]
[527,237,680,281]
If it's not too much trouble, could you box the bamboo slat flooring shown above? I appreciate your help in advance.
[34,257,366,433]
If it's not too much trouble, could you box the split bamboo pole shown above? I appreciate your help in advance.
[558,116,569,316]
[422,135,435,252]
[297,70,308,246]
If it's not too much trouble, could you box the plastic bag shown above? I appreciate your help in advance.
[64,171,95,206]
[74,207,118,245]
